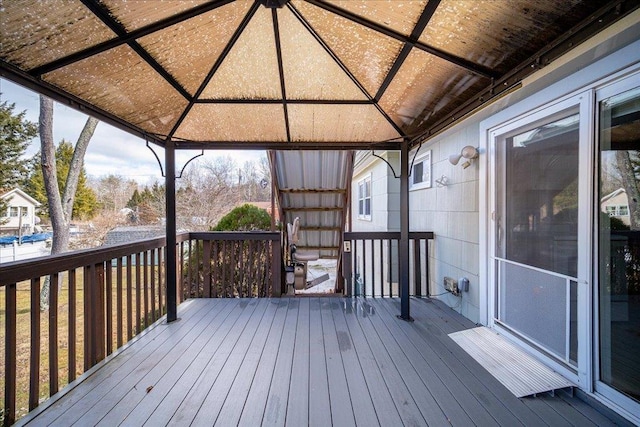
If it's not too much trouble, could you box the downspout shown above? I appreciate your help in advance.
[165,140,178,322]
[399,138,412,321]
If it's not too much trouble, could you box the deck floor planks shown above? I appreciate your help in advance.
[406,298,614,427]
[214,300,288,426]
[338,299,404,427]
[353,300,437,426]
[286,298,311,426]
[190,299,273,426]
[380,298,535,426]
[41,299,219,426]
[26,299,213,425]
[328,300,380,427]
[364,298,482,426]
[168,299,263,426]
[319,300,356,427]
[237,300,290,427]
[261,299,300,426]
[21,297,630,427]
[102,298,244,426]
[307,298,332,427]
[135,299,242,426]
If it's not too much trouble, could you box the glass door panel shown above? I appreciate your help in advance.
[598,85,640,403]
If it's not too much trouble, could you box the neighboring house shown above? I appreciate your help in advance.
[0,188,41,236]
[601,188,631,225]
[358,13,640,421]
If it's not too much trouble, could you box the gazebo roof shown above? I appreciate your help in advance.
[1,0,635,150]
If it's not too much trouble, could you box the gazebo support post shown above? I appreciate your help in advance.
[398,138,413,321]
[165,140,178,322]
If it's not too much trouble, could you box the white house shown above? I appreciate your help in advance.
[601,188,631,226]
[353,11,640,423]
[0,188,41,236]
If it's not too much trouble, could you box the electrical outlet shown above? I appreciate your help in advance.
[444,276,459,295]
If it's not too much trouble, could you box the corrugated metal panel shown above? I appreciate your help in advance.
[273,151,352,258]
[449,327,575,397]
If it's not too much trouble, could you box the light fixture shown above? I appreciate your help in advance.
[434,175,449,187]
[449,146,479,169]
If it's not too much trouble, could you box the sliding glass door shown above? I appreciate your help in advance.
[490,96,589,378]
[597,80,640,412]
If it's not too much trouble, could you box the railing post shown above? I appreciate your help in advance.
[5,282,17,426]
[272,236,282,297]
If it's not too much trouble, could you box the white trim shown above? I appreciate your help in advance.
[409,149,432,191]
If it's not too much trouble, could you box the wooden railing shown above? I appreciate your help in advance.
[0,231,281,426]
[343,232,434,298]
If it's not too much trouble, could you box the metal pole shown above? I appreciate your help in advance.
[398,139,413,321]
[165,140,178,322]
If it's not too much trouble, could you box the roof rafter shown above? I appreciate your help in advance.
[374,0,441,102]
[30,0,235,77]
[166,1,262,140]
[304,0,497,80]
[287,2,406,138]
[272,8,292,142]
[78,0,191,100]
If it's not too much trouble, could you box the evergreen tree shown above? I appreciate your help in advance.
[26,140,99,220]
[0,100,37,222]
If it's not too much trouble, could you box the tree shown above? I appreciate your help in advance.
[0,100,37,223]
[212,204,271,231]
[616,151,640,230]
[38,95,98,309]
[26,141,99,220]
[92,174,137,214]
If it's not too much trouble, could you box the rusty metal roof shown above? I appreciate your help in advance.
[1,0,637,150]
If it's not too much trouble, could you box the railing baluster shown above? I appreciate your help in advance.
[203,240,211,298]
[414,238,421,297]
[126,255,133,341]
[144,251,149,328]
[5,282,17,426]
[49,273,59,396]
[150,249,156,322]
[378,239,383,297]
[106,263,113,356]
[116,258,123,348]
[387,239,392,297]
[136,253,141,334]
[158,248,164,315]
[68,269,76,382]
[94,263,106,364]
[29,277,41,410]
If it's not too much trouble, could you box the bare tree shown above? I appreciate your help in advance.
[39,95,98,309]
[615,150,640,230]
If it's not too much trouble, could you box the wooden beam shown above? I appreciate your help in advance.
[296,246,340,251]
[282,207,343,212]
[299,226,342,231]
[279,188,346,194]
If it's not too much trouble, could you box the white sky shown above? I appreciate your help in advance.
[0,78,265,185]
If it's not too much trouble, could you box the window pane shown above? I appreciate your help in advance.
[413,162,423,184]
[499,112,580,277]
[365,198,371,216]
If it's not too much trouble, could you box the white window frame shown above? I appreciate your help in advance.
[357,175,372,220]
[410,150,431,190]
[9,207,19,217]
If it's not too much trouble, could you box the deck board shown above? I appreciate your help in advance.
[20,297,630,427]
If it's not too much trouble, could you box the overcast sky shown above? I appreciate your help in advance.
[0,78,265,185]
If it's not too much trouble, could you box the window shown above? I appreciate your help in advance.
[9,207,19,217]
[358,176,371,220]
[618,205,629,216]
[410,150,431,189]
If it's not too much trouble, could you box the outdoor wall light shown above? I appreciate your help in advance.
[449,146,479,169]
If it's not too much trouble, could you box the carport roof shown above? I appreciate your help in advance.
[1,0,637,150]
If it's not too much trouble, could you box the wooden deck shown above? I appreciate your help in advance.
[19,297,630,427]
